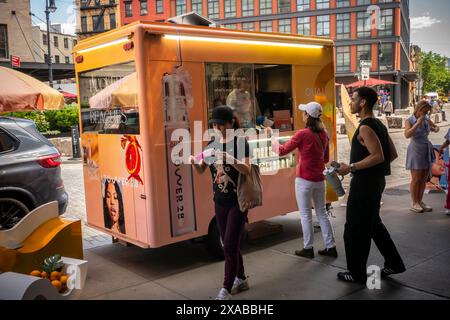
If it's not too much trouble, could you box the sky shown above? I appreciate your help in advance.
[30,0,450,58]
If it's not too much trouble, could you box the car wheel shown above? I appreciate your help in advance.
[0,198,30,230]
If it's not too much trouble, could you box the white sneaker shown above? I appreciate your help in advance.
[445,209,450,216]
[231,277,249,295]
[215,288,232,300]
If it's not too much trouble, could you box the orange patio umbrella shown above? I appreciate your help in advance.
[0,66,64,113]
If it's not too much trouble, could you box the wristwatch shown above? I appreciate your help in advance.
[350,163,357,173]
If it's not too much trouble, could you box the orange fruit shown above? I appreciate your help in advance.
[30,270,41,277]
[60,275,68,285]
[50,271,60,281]
[41,271,48,278]
[51,280,62,290]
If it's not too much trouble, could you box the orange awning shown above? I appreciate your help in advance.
[0,66,64,113]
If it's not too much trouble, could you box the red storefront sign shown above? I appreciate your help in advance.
[11,56,21,68]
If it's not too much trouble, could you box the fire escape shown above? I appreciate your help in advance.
[77,0,117,37]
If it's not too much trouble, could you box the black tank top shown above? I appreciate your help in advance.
[350,117,391,177]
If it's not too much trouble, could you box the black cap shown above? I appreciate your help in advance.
[208,105,234,126]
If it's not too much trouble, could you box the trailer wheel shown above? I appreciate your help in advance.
[204,219,224,259]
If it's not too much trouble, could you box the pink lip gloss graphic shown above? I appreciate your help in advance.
[163,66,197,237]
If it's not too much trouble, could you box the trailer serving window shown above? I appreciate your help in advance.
[205,63,293,131]
[78,61,139,135]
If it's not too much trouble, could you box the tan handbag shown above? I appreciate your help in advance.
[237,165,263,212]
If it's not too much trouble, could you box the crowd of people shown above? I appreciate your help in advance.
[189,86,449,300]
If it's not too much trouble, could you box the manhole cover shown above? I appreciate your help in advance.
[384,188,410,196]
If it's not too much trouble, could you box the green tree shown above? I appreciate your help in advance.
[419,51,450,94]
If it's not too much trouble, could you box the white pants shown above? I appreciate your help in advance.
[295,177,336,250]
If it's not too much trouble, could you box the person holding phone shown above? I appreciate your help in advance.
[405,101,440,213]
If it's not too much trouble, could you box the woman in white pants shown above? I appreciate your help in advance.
[270,102,337,259]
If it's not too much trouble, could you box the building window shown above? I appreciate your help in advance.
[191,0,202,15]
[336,13,350,39]
[336,0,349,7]
[175,0,187,16]
[125,1,132,17]
[242,0,254,17]
[110,13,116,29]
[65,56,70,64]
[224,0,236,18]
[81,16,87,33]
[297,0,310,11]
[378,9,393,36]
[316,15,330,37]
[260,0,272,15]
[64,38,69,49]
[0,25,8,59]
[278,19,291,33]
[208,0,220,19]
[92,15,104,32]
[44,54,48,63]
[242,22,255,31]
[357,0,371,5]
[357,44,372,70]
[297,17,310,36]
[42,34,48,46]
[55,55,60,64]
[224,23,237,30]
[54,36,59,48]
[156,0,164,14]
[357,11,371,38]
[379,43,393,71]
[278,0,291,13]
[140,0,148,16]
[336,46,350,72]
[316,0,329,9]
[73,39,77,47]
[260,20,273,32]
[378,0,392,3]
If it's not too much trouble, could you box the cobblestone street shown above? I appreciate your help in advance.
[61,121,450,247]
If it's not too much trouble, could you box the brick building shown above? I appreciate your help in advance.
[76,0,120,40]
[120,0,416,109]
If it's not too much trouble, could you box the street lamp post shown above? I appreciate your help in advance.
[45,0,57,87]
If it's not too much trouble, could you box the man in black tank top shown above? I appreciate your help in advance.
[337,87,405,283]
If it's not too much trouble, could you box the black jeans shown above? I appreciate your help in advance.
[344,175,405,281]
[215,202,248,292]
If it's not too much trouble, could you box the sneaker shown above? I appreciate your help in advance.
[295,248,314,259]
[318,247,338,258]
[381,267,406,279]
[231,277,249,295]
[337,272,364,284]
[445,209,450,216]
[420,202,433,212]
[215,288,232,300]
[410,204,424,213]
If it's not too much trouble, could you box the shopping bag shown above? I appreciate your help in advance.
[237,164,263,212]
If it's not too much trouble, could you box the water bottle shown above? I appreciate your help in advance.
[324,161,346,197]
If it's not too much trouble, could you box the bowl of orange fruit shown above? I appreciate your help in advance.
[29,254,69,294]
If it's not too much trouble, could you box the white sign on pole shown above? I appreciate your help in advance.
[361,66,370,80]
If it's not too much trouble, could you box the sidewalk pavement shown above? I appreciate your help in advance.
[78,184,450,300]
